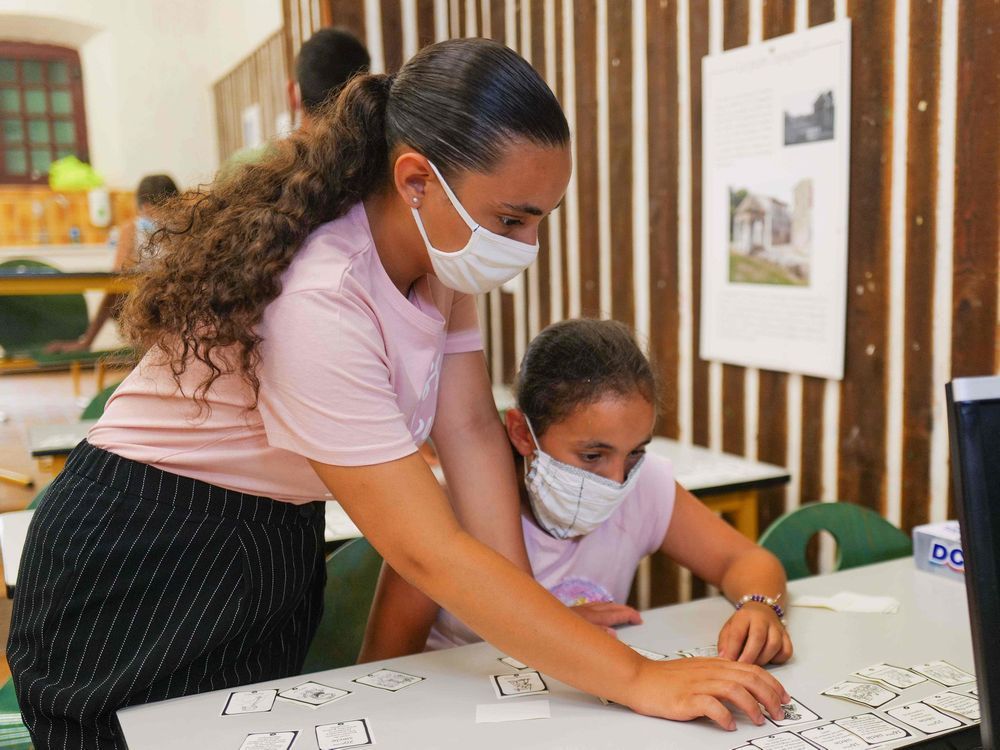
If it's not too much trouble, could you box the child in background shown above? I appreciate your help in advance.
[425,318,793,664]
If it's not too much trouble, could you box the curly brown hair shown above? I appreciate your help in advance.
[121,38,569,409]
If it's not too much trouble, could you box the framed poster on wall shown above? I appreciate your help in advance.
[700,19,851,380]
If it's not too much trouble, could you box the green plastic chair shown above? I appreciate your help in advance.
[301,537,383,674]
[758,501,913,581]
[80,381,123,420]
[0,259,133,373]
[0,259,88,356]
[27,482,50,510]
[0,678,31,749]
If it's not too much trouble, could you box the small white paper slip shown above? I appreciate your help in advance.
[821,680,898,708]
[237,731,298,750]
[475,700,551,723]
[491,671,549,699]
[764,698,820,727]
[833,713,910,744]
[278,681,351,708]
[628,644,669,661]
[498,656,530,670]
[922,691,981,721]
[909,660,976,687]
[886,702,964,734]
[315,718,374,750]
[352,669,424,692]
[748,730,818,749]
[798,723,868,750]
[854,662,927,689]
[222,689,277,716]
[791,592,900,614]
[678,645,719,658]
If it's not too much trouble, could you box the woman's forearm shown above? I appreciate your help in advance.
[719,547,788,605]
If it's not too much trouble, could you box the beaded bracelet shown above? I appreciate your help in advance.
[734,593,787,626]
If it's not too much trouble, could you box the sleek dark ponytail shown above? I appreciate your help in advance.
[122,38,568,407]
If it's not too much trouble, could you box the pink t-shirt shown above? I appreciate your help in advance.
[426,453,676,649]
[89,203,482,503]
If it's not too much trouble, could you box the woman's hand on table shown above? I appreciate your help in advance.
[626,655,791,730]
[717,601,793,665]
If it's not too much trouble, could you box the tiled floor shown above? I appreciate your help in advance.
[0,366,132,684]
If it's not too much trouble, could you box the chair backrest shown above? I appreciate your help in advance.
[27,482,51,510]
[301,537,383,674]
[0,259,89,354]
[81,381,123,420]
[758,501,913,581]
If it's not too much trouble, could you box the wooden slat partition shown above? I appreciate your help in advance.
[251,0,1000,607]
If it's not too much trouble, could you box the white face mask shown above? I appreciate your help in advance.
[523,417,645,539]
[411,160,540,295]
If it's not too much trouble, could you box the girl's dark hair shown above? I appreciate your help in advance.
[515,319,657,437]
[121,38,569,406]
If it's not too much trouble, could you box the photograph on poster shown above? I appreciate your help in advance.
[784,89,835,145]
[728,178,812,286]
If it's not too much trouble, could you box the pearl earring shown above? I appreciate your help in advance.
[411,197,419,204]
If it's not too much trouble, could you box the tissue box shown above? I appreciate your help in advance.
[912,521,965,583]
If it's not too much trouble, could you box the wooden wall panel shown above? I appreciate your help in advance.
[647,0,679,439]
[574,0,601,318]
[838,0,895,514]
[689,0,710,449]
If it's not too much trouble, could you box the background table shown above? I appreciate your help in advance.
[118,558,979,749]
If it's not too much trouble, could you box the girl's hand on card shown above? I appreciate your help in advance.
[570,601,643,634]
[717,601,793,665]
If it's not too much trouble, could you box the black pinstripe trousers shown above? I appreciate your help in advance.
[7,441,327,750]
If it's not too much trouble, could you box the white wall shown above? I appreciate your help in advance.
[0,0,282,189]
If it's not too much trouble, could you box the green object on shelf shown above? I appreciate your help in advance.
[47,154,102,190]
[758,501,913,581]
[301,538,382,673]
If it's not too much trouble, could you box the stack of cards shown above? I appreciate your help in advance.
[909,661,976,687]
[853,663,926,690]
[822,680,898,709]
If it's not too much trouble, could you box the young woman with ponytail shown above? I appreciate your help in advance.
[8,39,788,749]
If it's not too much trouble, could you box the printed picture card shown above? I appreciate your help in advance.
[921,691,980,721]
[278,681,351,709]
[315,719,374,750]
[909,661,976,687]
[798,723,868,750]
[853,663,927,690]
[886,703,964,734]
[764,698,820,728]
[352,669,425,692]
[237,731,297,750]
[833,713,910,744]
[490,671,549,699]
[223,689,278,716]
[822,680,898,708]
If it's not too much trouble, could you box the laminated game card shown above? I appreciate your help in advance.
[853,663,927,690]
[764,698,820,727]
[490,671,549,699]
[237,731,297,750]
[822,680,898,708]
[277,681,351,709]
[832,713,910,744]
[315,719,374,750]
[222,689,277,716]
[886,703,964,734]
[921,691,981,721]
[352,669,424,692]
[798,723,869,750]
[908,661,976,687]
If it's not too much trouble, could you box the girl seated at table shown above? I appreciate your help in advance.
[365,318,793,666]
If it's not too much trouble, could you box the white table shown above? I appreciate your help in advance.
[117,558,980,749]
[0,509,33,597]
